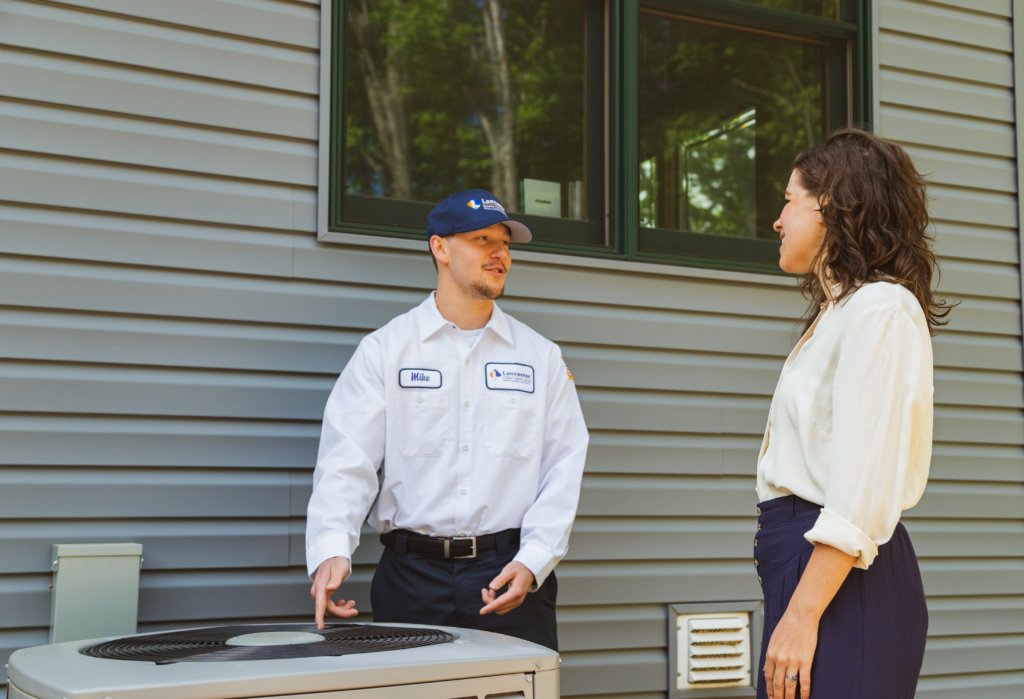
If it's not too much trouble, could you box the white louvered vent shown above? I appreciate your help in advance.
[676,612,751,690]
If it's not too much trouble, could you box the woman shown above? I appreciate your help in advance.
[755,128,952,699]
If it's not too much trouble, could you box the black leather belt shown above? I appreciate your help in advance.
[380,528,521,559]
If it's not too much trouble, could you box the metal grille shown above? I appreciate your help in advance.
[81,624,455,664]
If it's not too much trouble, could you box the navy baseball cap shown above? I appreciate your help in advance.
[426,189,533,243]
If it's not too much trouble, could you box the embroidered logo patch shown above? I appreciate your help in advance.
[399,368,442,389]
[562,355,574,380]
[467,199,482,210]
[485,363,535,393]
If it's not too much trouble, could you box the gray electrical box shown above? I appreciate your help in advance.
[49,543,143,644]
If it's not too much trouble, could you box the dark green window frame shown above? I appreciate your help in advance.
[326,0,871,275]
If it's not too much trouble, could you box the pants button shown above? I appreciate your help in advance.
[757,523,762,531]
[758,575,763,585]
[756,507,762,516]
[754,538,759,548]
[754,559,760,568]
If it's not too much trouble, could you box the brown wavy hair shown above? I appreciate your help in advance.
[792,127,954,334]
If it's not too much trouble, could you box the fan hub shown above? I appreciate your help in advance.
[226,632,325,647]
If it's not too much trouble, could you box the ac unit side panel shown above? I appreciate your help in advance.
[8,681,39,699]
[258,672,534,699]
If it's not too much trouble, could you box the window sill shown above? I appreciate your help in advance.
[318,229,799,289]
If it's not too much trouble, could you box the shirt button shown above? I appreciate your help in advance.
[462,445,469,452]
[464,401,470,407]
[459,532,466,537]
[459,488,467,495]
[511,397,516,404]
[465,358,470,365]
[417,396,424,403]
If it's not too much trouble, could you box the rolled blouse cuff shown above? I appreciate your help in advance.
[804,508,878,570]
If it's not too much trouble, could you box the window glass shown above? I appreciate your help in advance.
[638,12,827,241]
[343,0,601,234]
[736,0,840,20]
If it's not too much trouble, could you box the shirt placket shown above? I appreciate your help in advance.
[455,336,475,537]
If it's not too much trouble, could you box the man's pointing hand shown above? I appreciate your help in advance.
[310,556,359,629]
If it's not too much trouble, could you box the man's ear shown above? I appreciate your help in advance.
[430,235,449,266]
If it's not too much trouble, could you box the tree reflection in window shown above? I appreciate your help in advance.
[639,12,826,240]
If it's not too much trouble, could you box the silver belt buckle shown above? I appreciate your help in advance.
[451,536,477,559]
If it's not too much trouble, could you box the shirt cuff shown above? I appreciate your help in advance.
[804,508,879,570]
[513,542,558,591]
[306,533,354,580]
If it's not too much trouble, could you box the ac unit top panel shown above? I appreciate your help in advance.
[8,623,559,699]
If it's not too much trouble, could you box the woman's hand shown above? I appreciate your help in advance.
[764,543,857,699]
[764,607,818,699]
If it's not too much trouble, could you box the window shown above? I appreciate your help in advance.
[324,0,869,273]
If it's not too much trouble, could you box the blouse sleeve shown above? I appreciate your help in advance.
[803,302,932,569]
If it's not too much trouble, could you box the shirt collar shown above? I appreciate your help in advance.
[417,292,514,346]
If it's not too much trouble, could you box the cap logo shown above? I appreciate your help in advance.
[481,198,505,214]
[467,199,481,210]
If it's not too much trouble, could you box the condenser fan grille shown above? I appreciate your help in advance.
[81,624,455,664]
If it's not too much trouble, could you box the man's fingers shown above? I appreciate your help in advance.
[481,588,496,605]
[325,598,358,619]
[313,584,327,630]
[488,567,515,592]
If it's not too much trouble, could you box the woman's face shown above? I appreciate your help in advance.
[774,170,827,275]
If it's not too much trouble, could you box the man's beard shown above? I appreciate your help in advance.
[469,278,505,300]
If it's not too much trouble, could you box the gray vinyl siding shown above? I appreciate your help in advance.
[0,1,1021,699]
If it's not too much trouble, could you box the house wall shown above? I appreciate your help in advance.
[0,0,1020,697]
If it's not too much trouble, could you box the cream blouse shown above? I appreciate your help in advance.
[756,281,934,569]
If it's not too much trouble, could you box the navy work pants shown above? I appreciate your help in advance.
[755,495,928,699]
[370,530,559,651]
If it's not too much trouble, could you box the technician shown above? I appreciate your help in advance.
[305,189,588,651]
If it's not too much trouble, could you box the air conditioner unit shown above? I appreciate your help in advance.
[6,623,560,699]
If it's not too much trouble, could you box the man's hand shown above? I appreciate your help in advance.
[310,556,359,629]
[480,561,535,616]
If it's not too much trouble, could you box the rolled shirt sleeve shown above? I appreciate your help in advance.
[804,303,932,569]
[513,346,589,589]
[305,336,387,579]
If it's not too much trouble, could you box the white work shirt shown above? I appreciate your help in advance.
[757,281,933,570]
[306,292,589,588]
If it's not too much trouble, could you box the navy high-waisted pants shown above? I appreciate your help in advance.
[754,495,928,699]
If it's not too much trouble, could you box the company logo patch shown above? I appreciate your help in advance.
[485,363,534,393]
[481,198,506,214]
[399,368,442,389]
[467,199,482,210]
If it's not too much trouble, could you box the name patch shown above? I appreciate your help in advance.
[485,363,535,393]
[399,368,442,389]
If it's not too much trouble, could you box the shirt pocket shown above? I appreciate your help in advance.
[397,390,449,457]
[485,393,537,459]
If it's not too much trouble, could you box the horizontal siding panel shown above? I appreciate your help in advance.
[932,332,1021,373]
[930,406,1024,445]
[904,519,1024,556]
[0,575,49,630]
[927,596,1024,636]
[933,223,1018,264]
[0,1,318,93]
[923,0,1010,17]
[579,389,768,435]
[919,559,1024,596]
[0,153,317,232]
[0,415,318,467]
[0,468,291,519]
[921,635,1024,675]
[577,475,757,518]
[0,209,296,284]
[0,308,353,375]
[878,106,1015,158]
[0,519,291,574]
[0,101,318,185]
[929,185,1018,229]
[917,671,1024,699]
[929,444,1024,481]
[587,432,761,476]
[933,367,1024,408]
[908,148,1016,194]
[0,50,318,139]
[880,72,1014,122]
[50,0,320,48]
[880,31,1013,86]
[879,0,1012,50]
[560,649,665,696]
